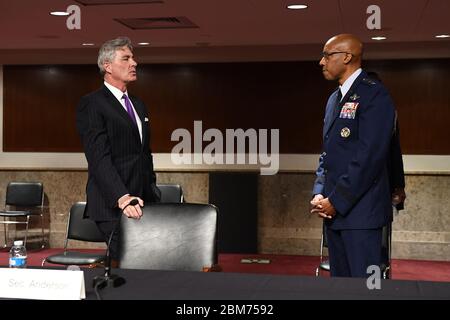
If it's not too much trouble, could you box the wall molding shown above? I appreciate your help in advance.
[1,152,450,174]
[1,65,449,174]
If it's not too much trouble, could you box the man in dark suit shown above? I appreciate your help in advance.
[76,37,161,263]
[310,34,396,278]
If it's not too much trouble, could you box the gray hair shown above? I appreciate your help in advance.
[97,37,133,75]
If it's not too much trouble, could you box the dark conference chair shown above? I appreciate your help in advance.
[42,202,106,267]
[380,223,392,279]
[157,183,184,203]
[0,182,45,248]
[315,222,392,279]
[315,222,330,276]
[119,203,218,272]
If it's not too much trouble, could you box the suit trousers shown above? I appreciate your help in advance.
[326,227,382,278]
[96,220,120,260]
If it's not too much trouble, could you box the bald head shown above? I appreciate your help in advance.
[326,34,363,66]
[320,34,364,84]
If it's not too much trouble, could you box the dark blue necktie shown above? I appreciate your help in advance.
[333,89,342,119]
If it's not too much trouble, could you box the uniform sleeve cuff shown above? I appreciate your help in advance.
[328,190,352,217]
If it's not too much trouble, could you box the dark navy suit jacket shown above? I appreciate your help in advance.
[313,71,395,230]
[388,118,406,210]
[76,85,160,221]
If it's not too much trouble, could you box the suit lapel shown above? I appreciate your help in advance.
[130,96,145,125]
[101,85,141,143]
[130,96,148,148]
[323,71,366,138]
[323,89,340,139]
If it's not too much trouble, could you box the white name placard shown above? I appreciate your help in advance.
[0,268,85,300]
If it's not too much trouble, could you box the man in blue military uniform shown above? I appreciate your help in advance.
[367,71,406,278]
[311,34,396,278]
[366,71,406,214]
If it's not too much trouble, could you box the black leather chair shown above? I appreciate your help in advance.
[157,183,184,203]
[315,222,392,278]
[380,223,392,279]
[0,182,45,248]
[42,202,106,267]
[119,203,218,271]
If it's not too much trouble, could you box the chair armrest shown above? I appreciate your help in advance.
[0,210,31,217]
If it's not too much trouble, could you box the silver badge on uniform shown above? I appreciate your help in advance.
[349,93,360,101]
[341,127,351,138]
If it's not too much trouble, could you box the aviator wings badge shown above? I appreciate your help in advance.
[349,93,360,101]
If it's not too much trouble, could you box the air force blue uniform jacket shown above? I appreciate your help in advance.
[313,71,395,230]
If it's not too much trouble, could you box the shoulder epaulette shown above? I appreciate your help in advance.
[362,78,377,85]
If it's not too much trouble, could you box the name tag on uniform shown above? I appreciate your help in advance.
[339,102,359,119]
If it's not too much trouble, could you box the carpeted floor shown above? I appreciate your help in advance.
[219,253,450,282]
[1,248,449,282]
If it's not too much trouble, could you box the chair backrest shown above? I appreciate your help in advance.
[66,202,105,242]
[381,223,390,250]
[119,203,218,271]
[5,182,43,207]
[322,222,328,248]
[157,184,183,203]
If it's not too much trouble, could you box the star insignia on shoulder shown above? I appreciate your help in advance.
[362,78,376,85]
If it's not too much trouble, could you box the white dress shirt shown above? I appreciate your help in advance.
[339,68,362,101]
[104,81,143,142]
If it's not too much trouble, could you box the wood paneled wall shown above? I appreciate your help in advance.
[3,59,450,154]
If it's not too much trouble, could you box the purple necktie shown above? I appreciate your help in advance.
[122,94,137,126]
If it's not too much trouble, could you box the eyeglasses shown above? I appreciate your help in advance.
[321,51,352,60]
